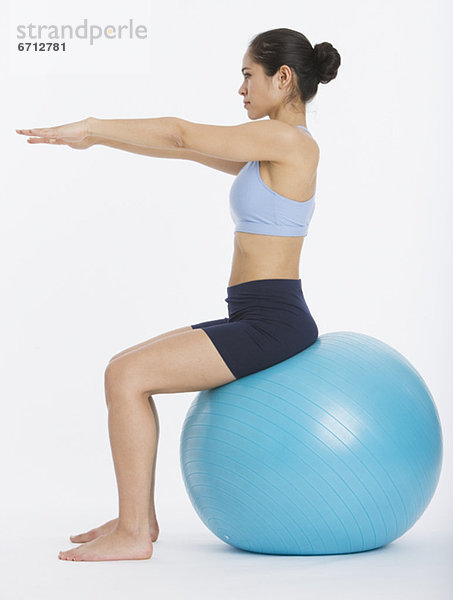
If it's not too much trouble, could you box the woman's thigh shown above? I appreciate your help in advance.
[108,324,194,363]
[105,327,237,395]
[108,317,228,364]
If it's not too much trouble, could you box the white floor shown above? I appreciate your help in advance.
[1,502,451,600]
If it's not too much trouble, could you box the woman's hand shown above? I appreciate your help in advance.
[15,117,96,149]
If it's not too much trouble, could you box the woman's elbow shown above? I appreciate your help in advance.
[172,117,186,149]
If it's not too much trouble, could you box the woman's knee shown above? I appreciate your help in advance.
[104,357,146,402]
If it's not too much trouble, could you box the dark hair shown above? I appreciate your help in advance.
[248,28,341,105]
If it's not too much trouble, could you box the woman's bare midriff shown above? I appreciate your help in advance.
[228,231,305,287]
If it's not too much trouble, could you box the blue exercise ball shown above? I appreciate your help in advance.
[180,331,443,555]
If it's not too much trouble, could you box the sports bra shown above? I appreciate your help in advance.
[229,125,316,237]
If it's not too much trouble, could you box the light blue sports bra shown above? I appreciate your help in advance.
[229,125,316,237]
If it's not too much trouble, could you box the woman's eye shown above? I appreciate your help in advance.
[244,74,250,79]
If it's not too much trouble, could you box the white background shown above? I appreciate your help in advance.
[1,0,452,598]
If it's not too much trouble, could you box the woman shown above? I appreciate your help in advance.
[17,27,341,561]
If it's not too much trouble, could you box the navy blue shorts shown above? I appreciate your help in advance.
[190,278,318,379]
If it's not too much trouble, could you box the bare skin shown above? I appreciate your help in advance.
[16,47,318,562]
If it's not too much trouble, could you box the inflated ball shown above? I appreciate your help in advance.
[180,331,443,555]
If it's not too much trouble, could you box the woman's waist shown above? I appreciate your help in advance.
[232,232,304,257]
[229,254,301,287]
[230,236,302,284]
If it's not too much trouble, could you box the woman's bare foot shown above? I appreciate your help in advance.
[70,517,159,544]
[59,525,153,561]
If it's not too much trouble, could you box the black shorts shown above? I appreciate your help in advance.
[191,278,318,379]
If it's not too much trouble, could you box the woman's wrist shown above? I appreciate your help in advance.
[84,118,105,146]
[86,116,98,137]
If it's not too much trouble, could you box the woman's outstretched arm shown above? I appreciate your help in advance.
[89,116,306,163]
[94,136,245,175]
[16,116,181,150]
[17,115,305,168]
[88,116,181,149]
[15,118,244,175]
[90,138,245,175]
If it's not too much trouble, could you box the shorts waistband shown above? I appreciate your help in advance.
[225,278,305,309]
[227,278,301,292]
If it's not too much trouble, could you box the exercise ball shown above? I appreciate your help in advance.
[180,331,443,555]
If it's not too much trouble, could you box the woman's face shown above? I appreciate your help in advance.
[238,50,281,120]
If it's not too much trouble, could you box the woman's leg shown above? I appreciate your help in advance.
[69,322,226,546]
[59,326,236,562]
[68,326,190,546]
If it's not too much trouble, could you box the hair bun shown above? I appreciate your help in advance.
[313,41,341,84]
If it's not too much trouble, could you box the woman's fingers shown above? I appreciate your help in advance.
[26,137,60,144]
[16,128,58,143]
[17,128,52,136]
